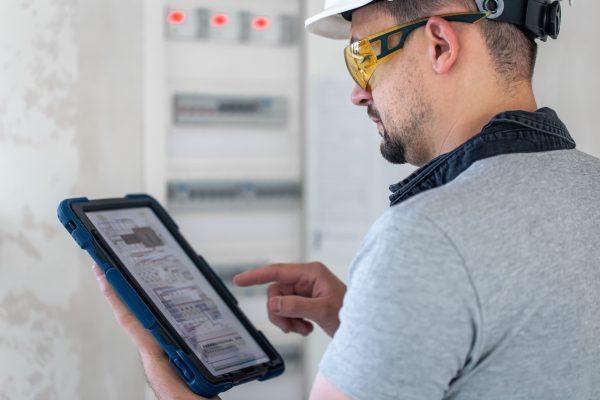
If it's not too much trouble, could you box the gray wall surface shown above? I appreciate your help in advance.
[0,0,147,398]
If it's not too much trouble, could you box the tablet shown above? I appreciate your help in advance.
[57,194,284,397]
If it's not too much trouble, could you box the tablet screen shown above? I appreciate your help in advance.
[86,207,270,376]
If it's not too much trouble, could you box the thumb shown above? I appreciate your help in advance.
[269,295,320,321]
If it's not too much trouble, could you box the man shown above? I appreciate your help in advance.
[95,0,600,399]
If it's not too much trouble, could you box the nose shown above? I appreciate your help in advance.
[351,84,372,106]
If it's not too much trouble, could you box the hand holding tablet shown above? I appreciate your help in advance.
[57,194,284,397]
[92,264,218,400]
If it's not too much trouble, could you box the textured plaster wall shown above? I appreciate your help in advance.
[0,0,147,398]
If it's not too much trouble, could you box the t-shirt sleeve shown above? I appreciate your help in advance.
[319,211,480,400]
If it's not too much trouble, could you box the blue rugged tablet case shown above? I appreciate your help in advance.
[57,194,284,397]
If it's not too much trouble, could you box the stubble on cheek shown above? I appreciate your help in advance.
[405,100,433,160]
[377,74,434,166]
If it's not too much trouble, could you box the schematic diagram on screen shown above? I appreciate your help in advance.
[89,210,268,373]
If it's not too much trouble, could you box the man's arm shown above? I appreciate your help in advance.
[93,265,219,400]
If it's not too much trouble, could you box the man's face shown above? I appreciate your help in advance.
[350,6,434,166]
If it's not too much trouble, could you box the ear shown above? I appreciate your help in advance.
[424,16,461,75]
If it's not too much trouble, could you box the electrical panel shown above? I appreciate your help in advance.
[147,1,307,399]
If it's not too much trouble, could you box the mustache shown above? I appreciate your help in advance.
[367,106,381,121]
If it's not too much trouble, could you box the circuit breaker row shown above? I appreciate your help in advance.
[166,8,298,45]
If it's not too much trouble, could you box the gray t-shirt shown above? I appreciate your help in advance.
[320,149,600,400]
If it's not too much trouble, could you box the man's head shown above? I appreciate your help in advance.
[311,0,540,166]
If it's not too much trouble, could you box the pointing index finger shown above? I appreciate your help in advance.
[233,263,309,287]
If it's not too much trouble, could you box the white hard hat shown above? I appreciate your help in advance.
[305,0,378,40]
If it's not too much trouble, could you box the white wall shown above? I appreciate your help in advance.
[0,0,147,398]
[533,1,600,157]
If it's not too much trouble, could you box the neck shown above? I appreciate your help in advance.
[427,81,538,165]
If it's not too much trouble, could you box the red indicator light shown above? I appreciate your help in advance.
[211,13,229,27]
[167,10,186,25]
[252,16,270,30]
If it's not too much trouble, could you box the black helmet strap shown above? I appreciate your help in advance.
[476,0,563,41]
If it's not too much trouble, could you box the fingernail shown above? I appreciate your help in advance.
[269,297,281,315]
[92,264,103,278]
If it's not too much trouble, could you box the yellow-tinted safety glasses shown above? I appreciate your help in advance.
[344,11,489,89]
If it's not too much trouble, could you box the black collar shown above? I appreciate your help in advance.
[389,108,576,207]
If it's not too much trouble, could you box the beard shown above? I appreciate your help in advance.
[380,125,409,164]
[368,90,433,166]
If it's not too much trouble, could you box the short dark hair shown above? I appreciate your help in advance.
[373,0,538,83]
